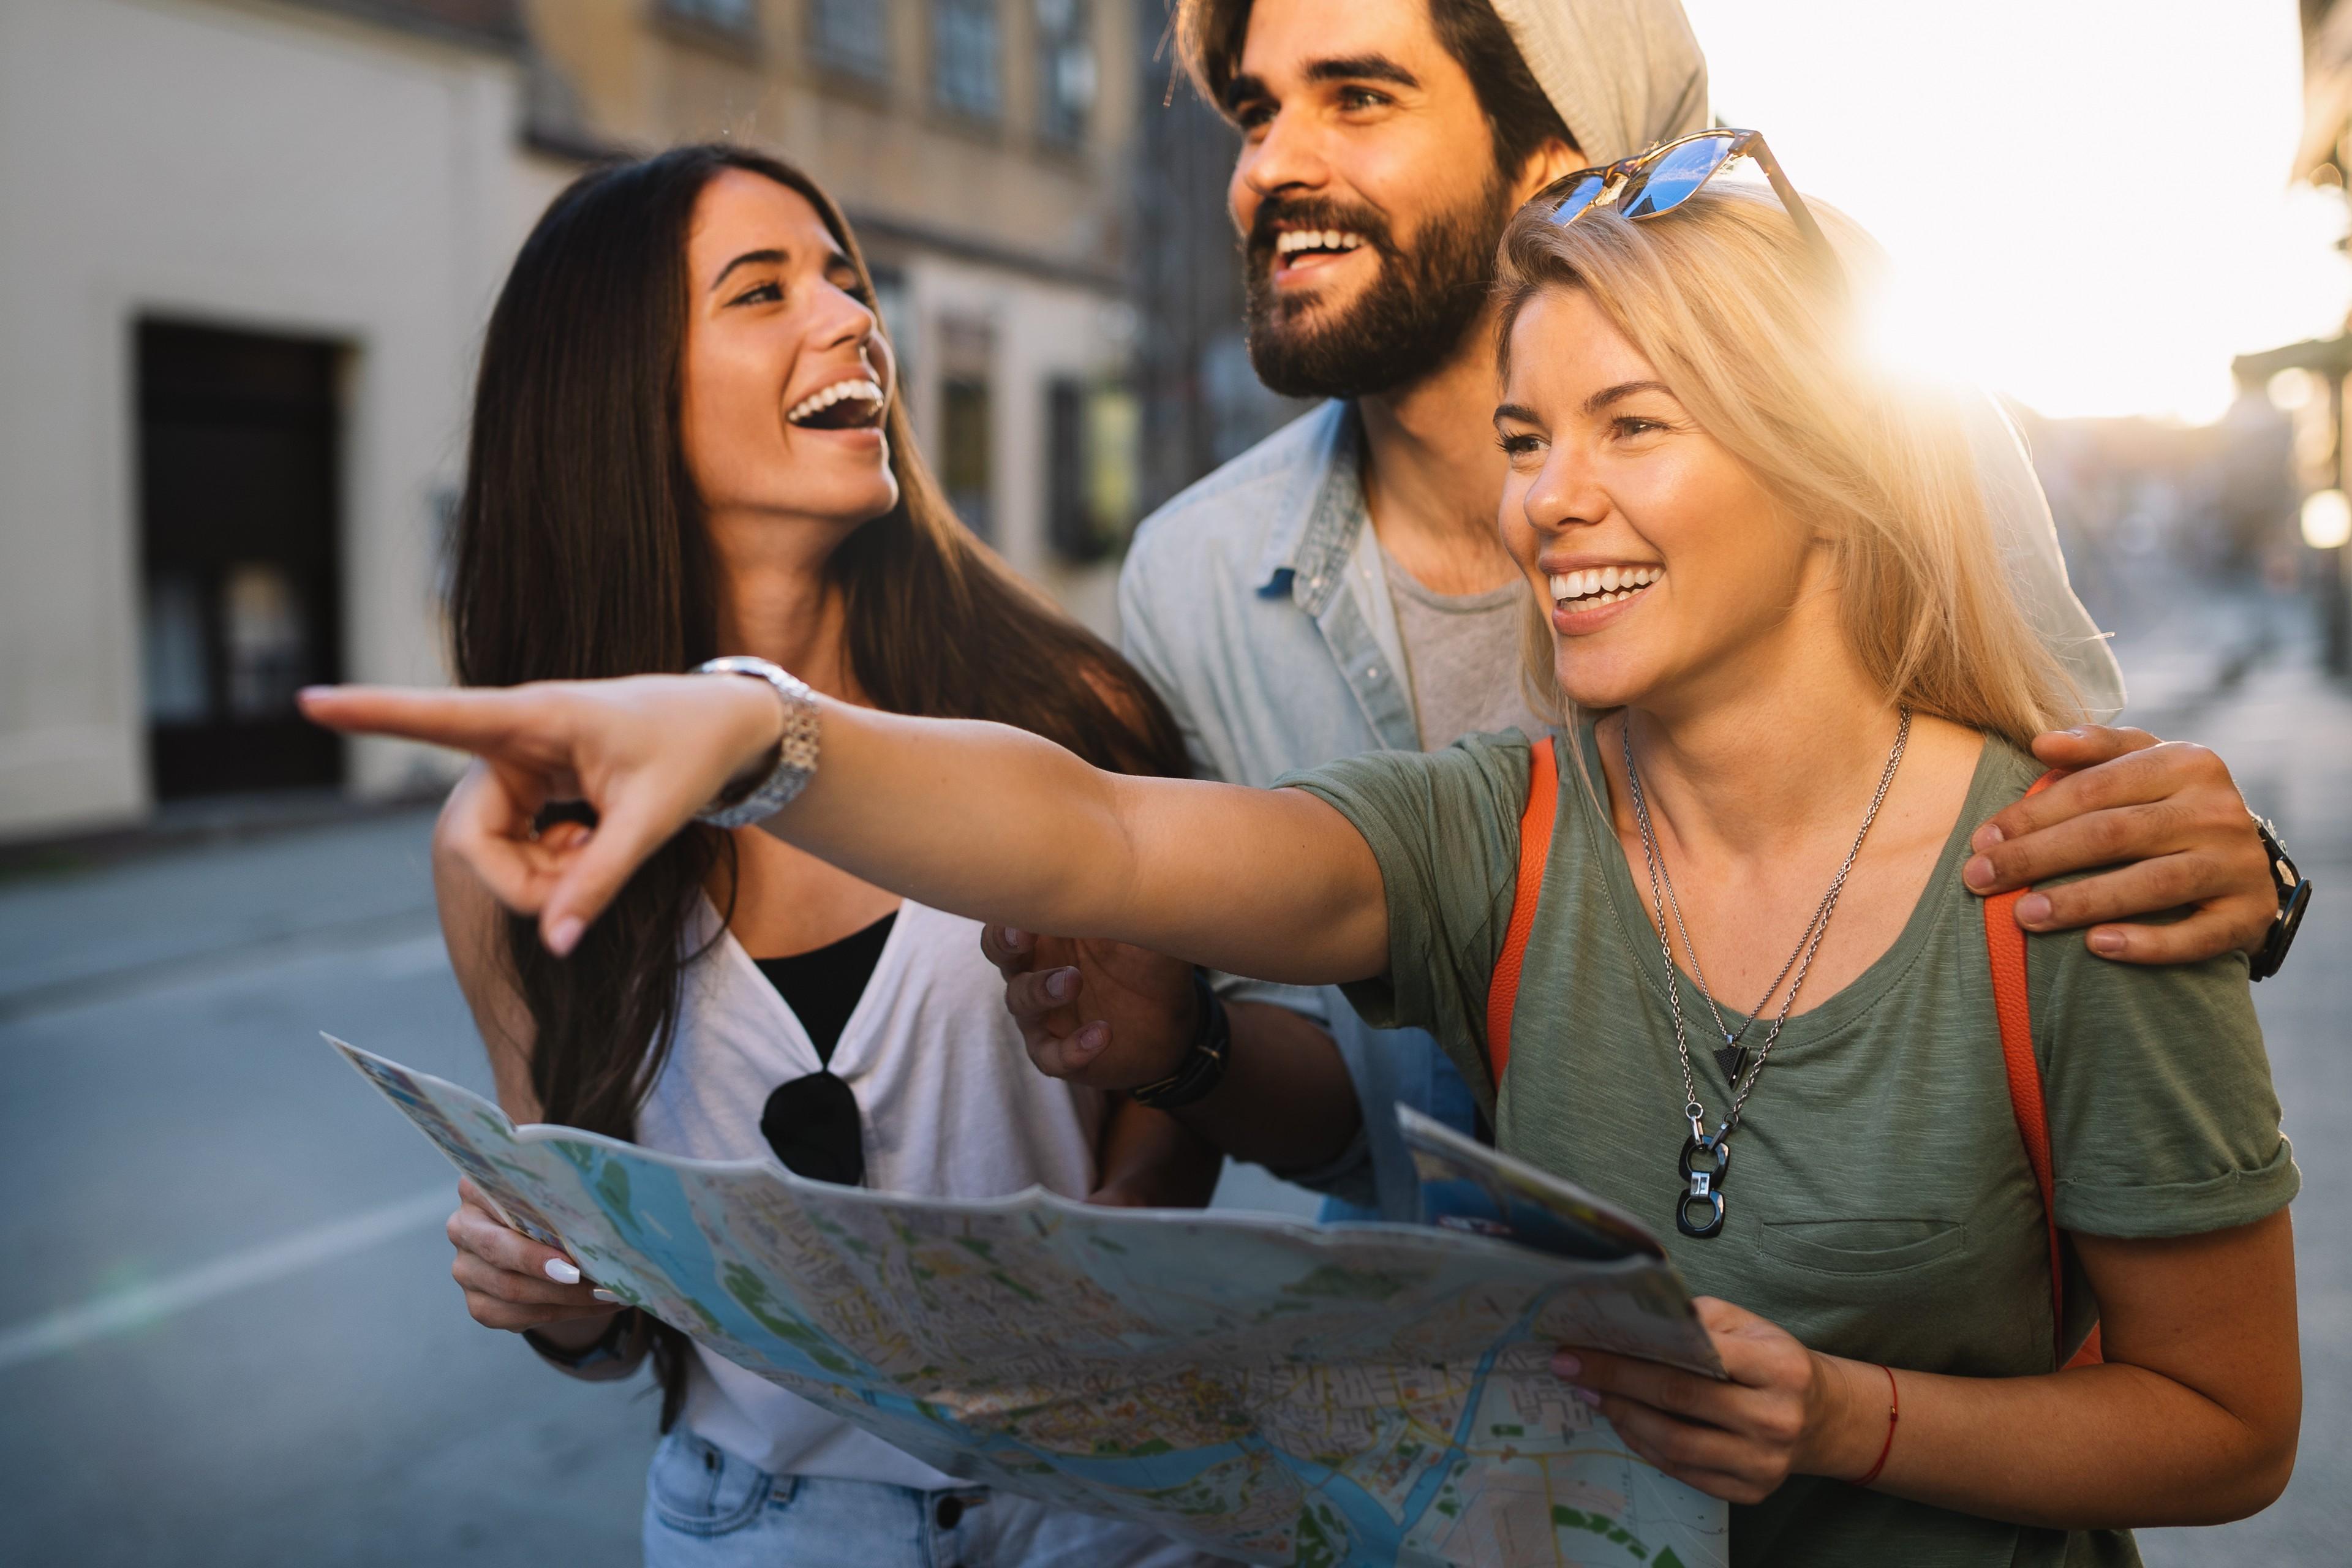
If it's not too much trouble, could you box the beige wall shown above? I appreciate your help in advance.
[0,0,567,837]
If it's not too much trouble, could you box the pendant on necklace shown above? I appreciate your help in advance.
[1676,1134,1731,1239]
[1713,1042,1748,1084]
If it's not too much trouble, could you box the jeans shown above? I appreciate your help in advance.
[641,1427,1227,1568]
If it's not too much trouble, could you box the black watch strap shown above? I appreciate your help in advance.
[1132,970,1232,1109]
[2248,816,2310,984]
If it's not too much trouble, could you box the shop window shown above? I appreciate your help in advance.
[931,0,1001,122]
[1035,0,1095,147]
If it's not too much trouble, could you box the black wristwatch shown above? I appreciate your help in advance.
[1131,970,1232,1109]
[2248,815,2310,983]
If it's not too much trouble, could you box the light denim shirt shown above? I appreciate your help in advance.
[1118,401,1477,1220]
[1115,394,2124,1221]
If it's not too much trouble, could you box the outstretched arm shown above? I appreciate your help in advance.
[301,674,1390,986]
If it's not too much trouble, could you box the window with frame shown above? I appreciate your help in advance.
[1034,0,1094,146]
[930,0,1002,122]
[809,0,889,82]
[663,0,758,37]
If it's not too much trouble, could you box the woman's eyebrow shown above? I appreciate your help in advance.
[711,248,786,290]
[1492,402,1540,428]
[1583,380,1676,417]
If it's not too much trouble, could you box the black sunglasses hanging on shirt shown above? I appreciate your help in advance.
[752,910,896,1188]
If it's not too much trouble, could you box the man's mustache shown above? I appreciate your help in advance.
[1245,197,1398,270]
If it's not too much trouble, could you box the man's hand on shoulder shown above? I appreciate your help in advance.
[980,925,1199,1088]
[1961,725,2277,965]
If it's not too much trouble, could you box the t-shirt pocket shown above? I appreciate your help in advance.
[1755,1217,1968,1276]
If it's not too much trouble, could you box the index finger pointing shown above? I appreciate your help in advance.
[300,684,536,753]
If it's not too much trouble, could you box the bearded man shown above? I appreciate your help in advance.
[989,0,2297,1217]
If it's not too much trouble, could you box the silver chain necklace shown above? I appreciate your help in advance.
[1622,706,1911,1238]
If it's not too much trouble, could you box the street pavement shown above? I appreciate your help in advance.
[1,570,2344,1566]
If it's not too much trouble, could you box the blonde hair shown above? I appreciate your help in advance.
[1494,184,2081,748]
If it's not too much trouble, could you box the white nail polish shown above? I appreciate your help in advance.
[592,1288,620,1303]
[544,1257,582,1285]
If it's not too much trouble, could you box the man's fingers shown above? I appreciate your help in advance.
[1005,967,1083,1025]
[2082,905,2277,967]
[1964,799,2193,893]
[1975,739,2226,854]
[2026,724,2157,771]
[980,925,1037,978]
[1999,851,2247,931]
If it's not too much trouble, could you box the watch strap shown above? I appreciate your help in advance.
[693,657,820,828]
[1131,970,1232,1110]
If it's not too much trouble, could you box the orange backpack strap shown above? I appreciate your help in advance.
[1485,736,1559,1085]
[1981,770,2103,1370]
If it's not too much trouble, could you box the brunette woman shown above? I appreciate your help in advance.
[423,145,1219,1566]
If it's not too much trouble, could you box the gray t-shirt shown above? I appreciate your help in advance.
[1381,546,1548,750]
[1286,723,2296,1568]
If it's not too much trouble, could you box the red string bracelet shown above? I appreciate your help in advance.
[1854,1364,1899,1488]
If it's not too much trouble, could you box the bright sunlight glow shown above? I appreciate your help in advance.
[1683,1,2352,424]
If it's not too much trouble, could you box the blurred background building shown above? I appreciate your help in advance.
[0,0,1283,843]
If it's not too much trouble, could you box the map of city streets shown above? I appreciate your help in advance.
[334,1038,1729,1567]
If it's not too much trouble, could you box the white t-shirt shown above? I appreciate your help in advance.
[633,898,1107,1487]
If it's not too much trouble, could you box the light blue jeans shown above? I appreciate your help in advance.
[641,1427,1227,1568]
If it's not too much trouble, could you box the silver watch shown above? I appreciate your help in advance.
[693,656,820,827]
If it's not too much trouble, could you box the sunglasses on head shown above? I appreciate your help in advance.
[1534,129,1844,285]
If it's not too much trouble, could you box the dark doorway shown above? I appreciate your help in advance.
[138,321,345,799]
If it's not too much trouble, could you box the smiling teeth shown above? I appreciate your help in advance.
[1275,229,1366,257]
[786,378,884,424]
[1550,566,1662,605]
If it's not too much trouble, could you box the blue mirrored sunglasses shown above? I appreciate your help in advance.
[1538,129,1844,285]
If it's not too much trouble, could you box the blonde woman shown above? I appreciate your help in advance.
[307,156,2299,1564]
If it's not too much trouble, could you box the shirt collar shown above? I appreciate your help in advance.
[1251,401,1369,615]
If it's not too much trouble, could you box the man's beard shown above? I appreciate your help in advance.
[1242,174,1515,401]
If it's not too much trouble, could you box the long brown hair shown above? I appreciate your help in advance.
[449,145,1188,1425]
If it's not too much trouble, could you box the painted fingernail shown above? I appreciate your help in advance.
[544,1257,582,1285]
[591,1288,620,1303]
[1971,823,2005,851]
[1047,968,1077,1002]
[2016,893,2052,926]
[1962,855,1996,890]
[548,917,584,957]
[1551,1353,1581,1378]
[1570,1386,1602,1408]
[2090,929,2126,956]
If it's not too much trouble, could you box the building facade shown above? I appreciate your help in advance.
[0,0,1177,840]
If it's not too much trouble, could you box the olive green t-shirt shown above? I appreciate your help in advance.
[1286,723,2297,1568]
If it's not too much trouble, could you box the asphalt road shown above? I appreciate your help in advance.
[1,574,2343,1566]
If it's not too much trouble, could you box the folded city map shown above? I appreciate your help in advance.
[330,1035,1729,1568]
